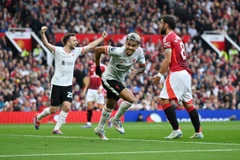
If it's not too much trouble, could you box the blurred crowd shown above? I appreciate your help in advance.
[0,0,239,112]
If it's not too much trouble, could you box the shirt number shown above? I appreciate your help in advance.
[179,42,187,60]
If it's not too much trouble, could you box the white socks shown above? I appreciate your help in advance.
[37,107,51,120]
[114,101,132,120]
[97,106,112,131]
[54,110,68,131]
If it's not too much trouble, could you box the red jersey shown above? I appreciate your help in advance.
[88,64,106,89]
[163,31,190,73]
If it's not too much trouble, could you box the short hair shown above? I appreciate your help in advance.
[161,15,176,30]
[126,32,140,44]
[62,33,76,45]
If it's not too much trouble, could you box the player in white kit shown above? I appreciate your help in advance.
[34,26,108,134]
[93,33,146,140]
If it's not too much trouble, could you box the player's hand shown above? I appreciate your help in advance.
[129,68,138,76]
[101,31,108,39]
[96,66,102,77]
[150,76,160,85]
[97,86,103,94]
[41,26,48,33]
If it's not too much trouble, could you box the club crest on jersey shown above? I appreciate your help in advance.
[62,60,65,65]
[132,59,136,63]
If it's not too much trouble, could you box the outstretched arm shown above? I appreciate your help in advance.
[83,32,108,54]
[41,26,55,53]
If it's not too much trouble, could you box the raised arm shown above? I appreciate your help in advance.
[41,26,55,53]
[83,31,108,54]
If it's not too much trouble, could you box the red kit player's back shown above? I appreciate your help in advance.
[163,32,190,73]
[89,64,106,89]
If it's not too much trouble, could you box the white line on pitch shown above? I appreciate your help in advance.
[1,134,240,146]
[0,149,240,158]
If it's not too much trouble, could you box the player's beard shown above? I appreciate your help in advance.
[160,28,166,35]
[70,44,76,50]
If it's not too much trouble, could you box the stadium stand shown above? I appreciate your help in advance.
[0,0,239,112]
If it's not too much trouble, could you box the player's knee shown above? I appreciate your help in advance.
[128,97,137,104]
[106,104,114,110]
[50,106,58,113]
[61,101,71,112]
[160,98,170,106]
[182,100,193,108]
[63,106,71,112]
[87,102,94,109]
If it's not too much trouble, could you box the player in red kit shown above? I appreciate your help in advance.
[150,15,204,139]
[81,63,107,128]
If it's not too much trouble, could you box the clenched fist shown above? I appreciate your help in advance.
[101,31,108,39]
[41,26,48,34]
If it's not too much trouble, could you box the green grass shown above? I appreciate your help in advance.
[0,122,240,160]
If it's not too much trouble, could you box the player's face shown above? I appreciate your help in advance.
[159,19,167,35]
[125,40,139,56]
[68,36,78,49]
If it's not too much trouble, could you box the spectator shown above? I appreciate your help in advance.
[33,44,45,62]
[228,45,239,62]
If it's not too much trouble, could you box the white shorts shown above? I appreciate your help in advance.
[160,70,192,105]
[86,89,105,104]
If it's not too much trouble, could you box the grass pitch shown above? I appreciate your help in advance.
[0,122,240,160]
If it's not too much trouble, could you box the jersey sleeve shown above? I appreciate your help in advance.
[163,36,172,51]
[76,47,84,56]
[52,46,60,56]
[137,48,146,64]
[107,46,122,56]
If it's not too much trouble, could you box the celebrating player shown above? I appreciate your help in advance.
[34,26,107,134]
[94,32,146,140]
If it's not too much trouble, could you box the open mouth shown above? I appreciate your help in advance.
[126,49,132,54]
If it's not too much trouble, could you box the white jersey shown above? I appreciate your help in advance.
[51,46,84,86]
[102,46,145,82]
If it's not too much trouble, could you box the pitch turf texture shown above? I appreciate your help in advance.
[0,122,239,160]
